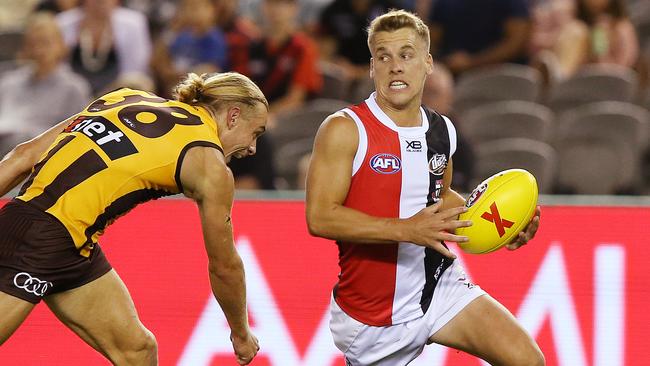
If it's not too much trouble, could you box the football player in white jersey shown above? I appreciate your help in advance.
[306,9,543,366]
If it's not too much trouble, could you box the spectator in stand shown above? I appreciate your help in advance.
[238,0,322,115]
[422,63,475,192]
[530,0,589,81]
[35,0,79,13]
[214,0,261,76]
[574,0,639,68]
[228,0,322,190]
[428,0,532,76]
[152,0,228,97]
[0,12,90,156]
[0,0,40,31]
[34,0,79,14]
[317,0,397,88]
[56,0,152,94]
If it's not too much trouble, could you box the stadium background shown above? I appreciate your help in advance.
[0,194,648,366]
[2,0,650,364]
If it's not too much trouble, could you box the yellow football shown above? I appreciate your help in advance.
[456,169,538,254]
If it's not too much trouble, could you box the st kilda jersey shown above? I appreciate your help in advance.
[334,93,457,326]
[16,88,222,257]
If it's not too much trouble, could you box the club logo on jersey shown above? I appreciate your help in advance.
[465,182,488,208]
[428,153,447,175]
[369,153,401,174]
[65,115,138,160]
[432,179,443,203]
[405,140,422,152]
[481,202,514,237]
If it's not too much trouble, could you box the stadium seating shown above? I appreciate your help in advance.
[348,77,375,104]
[472,138,557,193]
[546,64,638,114]
[274,137,313,189]
[269,98,349,149]
[555,101,650,153]
[319,64,351,101]
[555,136,640,194]
[459,100,554,144]
[452,64,542,116]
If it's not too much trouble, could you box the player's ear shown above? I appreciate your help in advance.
[369,58,375,78]
[426,54,434,75]
[227,106,241,129]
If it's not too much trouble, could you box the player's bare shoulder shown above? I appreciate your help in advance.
[314,111,359,156]
[179,145,232,201]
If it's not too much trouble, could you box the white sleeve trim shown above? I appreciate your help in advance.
[442,115,457,157]
[342,108,367,176]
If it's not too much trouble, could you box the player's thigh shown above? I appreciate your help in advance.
[428,295,543,366]
[0,292,35,344]
[44,269,154,353]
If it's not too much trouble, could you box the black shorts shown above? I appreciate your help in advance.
[0,200,112,304]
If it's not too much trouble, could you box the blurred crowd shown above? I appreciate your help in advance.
[0,0,649,194]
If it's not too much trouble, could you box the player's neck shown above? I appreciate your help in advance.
[375,96,422,127]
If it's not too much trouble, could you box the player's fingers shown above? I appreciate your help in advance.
[237,356,252,365]
[506,232,527,250]
[443,232,469,243]
[425,198,444,213]
[429,241,457,259]
[437,205,468,220]
[441,219,472,234]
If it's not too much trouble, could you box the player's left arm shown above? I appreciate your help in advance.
[0,119,69,197]
[440,158,466,212]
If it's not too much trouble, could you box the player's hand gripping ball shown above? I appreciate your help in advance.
[456,169,538,254]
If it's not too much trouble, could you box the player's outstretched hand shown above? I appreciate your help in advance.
[506,206,541,251]
[406,199,472,259]
[231,331,260,365]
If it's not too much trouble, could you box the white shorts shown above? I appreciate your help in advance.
[329,260,486,366]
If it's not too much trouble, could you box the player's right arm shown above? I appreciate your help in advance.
[179,146,258,365]
[0,119,69,197]
[305,113,471,258]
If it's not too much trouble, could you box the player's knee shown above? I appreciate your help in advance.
[509,341,545,366]
[117,328,158,365]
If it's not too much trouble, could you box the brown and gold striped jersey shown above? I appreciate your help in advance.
[16,88,222,256]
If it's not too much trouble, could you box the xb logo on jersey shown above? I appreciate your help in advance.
[405,140,422,152]
[370,153,401,174]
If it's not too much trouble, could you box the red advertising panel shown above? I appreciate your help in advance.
[0,199,648,366]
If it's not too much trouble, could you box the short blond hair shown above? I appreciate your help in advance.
[174,72,269,114]
[367,9,430,52]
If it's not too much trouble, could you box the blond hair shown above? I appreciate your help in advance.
[19,12,66,59]
[174,72,269,114]
[367,9,430,52]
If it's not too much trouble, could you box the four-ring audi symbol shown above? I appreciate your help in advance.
[13,272,53,297]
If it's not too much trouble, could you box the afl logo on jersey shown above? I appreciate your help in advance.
[370,153,402,174]
[428,154,447,175]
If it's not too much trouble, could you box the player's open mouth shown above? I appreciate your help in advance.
[389,81,407,90]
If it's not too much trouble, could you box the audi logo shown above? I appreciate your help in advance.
[13,272,53,297]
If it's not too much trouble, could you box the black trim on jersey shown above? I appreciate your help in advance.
[29,149,108,211]
[18,135,76,197]
[83,188,171,247]
[420,107,454,314]
[174,141,224,193]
